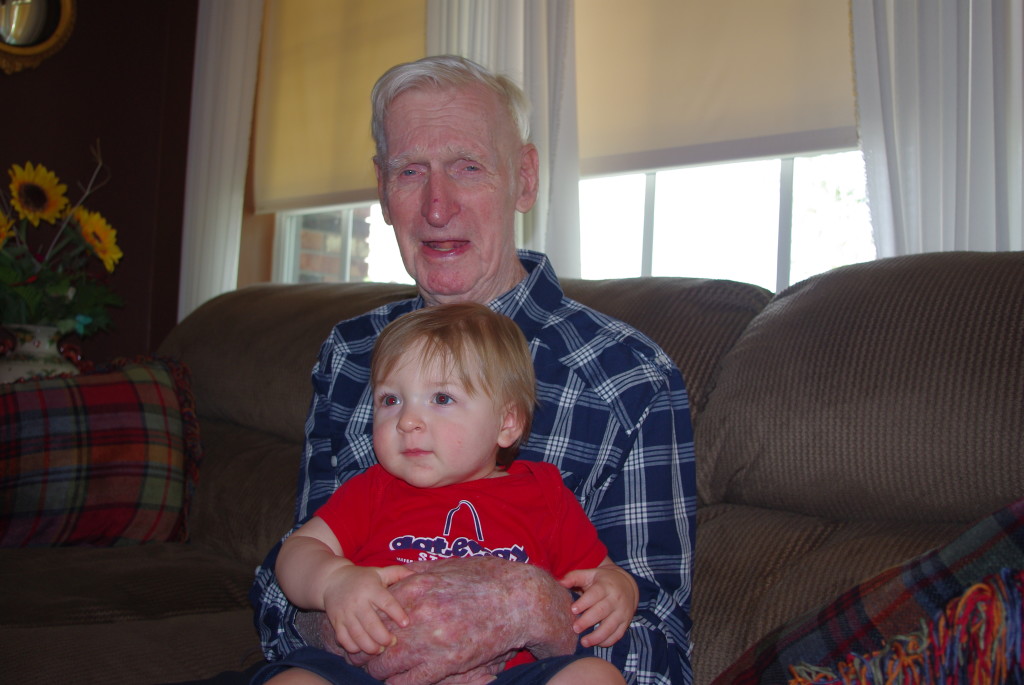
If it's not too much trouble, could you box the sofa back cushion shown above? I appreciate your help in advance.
[562,277,771,417]
[159,277,771,446]
[158,282,418,445]
[697,251,1024,523]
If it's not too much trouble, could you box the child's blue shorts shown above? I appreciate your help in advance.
[251,647,592,685]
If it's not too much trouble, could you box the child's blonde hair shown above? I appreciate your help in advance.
[371,303,536,467]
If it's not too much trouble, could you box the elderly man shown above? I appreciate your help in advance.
[251,55,695,685]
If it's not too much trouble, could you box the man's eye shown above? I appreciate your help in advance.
[433,393,454,405]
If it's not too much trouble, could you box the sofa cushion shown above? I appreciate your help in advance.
[0,543,252,627]
[0,543,260,684]
[0,357,201,546]
[0,611,263,685]
[697,251,1024,522]
[185,418,300,569]
[691,502,964,683]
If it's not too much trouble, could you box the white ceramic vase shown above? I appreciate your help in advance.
[0,323,80,384]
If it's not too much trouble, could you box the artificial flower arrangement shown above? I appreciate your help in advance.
[0,148,123,338]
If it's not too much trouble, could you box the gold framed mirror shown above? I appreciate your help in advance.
[0,0,76,75]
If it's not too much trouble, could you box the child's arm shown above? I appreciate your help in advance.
[277,516,414,656]
[559,556,639,648]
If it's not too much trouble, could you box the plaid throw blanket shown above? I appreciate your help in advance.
[789,567,1024,684]
[714,497,1024,684]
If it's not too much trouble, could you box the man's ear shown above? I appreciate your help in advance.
[515,143,540,214]
[497,406,525,448]
[374,158,393,225]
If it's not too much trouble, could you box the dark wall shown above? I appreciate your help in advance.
[3,0,198,361]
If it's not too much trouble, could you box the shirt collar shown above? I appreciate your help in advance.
[405,250,563,329]
[489,250,565,334]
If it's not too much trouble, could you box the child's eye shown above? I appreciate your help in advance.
[433,393,454,405]
[380,394,400,407]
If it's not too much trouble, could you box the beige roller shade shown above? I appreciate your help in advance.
[576,0,857,175]
[253,0,425,213]
[253,0,856,210]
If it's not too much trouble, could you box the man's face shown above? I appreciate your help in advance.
[375,83,539,306]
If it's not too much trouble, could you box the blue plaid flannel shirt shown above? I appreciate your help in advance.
[251,250,695,685]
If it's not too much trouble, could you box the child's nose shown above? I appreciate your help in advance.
[398,407,424,432]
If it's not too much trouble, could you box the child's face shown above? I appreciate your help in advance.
[372,341,523,488]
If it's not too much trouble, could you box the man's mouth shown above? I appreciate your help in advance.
[424,240,468,253]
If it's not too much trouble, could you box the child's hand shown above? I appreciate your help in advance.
[559,559,639,648]
[322,564,415,656]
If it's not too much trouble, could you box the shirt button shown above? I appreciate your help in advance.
[330,456,338,468]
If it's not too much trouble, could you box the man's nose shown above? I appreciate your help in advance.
[422,173,459,227]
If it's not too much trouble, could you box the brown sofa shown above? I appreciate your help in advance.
[2,251,1022,685]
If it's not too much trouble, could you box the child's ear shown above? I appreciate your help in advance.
[497,406,525,448]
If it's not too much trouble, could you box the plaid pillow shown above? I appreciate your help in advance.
[0,357,202,547]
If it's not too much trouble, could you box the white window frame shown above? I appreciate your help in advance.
[274,129,866,291]
[624,154,803,292]
[273,204,362,283]
[580,126,862,292]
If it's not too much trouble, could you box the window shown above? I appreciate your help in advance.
[275,149,873,293]
[274,204,412,285]
[789,152,876,287]
[580,149,875,292]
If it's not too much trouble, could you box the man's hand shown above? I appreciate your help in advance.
[296,557,579,685]
[560,558,639,648]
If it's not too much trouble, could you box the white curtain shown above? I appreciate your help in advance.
[178,0,264,321]
[852,0,1024,257]
[426,0,582,277]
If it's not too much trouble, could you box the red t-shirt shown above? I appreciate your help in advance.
[315,460,608,669]
[316,460,607,575]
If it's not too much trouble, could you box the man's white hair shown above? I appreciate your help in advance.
[370,54,531,165]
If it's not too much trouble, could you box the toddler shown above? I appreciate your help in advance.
[272,303,638,685]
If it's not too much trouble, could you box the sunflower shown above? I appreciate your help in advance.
[74,206,123,272]
[8,162,69,227]
[0,213,13,248]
